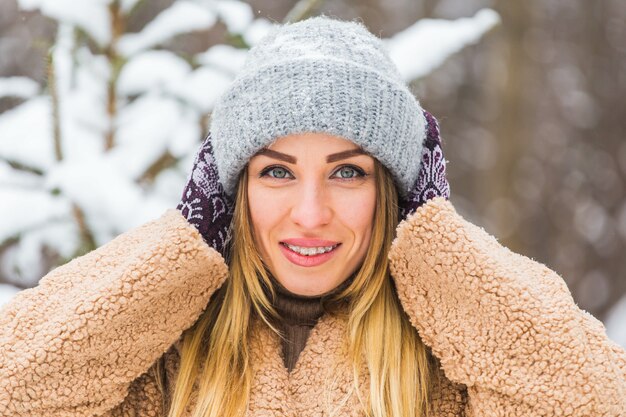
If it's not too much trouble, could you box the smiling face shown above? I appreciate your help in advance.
[246,133,377,296]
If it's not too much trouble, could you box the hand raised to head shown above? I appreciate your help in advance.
[398,110,451,220]
[177,134,233,257]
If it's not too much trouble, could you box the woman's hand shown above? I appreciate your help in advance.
[177,133,233,257]
[398,110,450,219]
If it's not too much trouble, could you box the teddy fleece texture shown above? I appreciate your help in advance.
[1,197,625,416]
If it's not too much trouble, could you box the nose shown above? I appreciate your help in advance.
[289,178,333,230]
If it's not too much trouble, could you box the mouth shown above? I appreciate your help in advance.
[278,240,341,267]
[280,242,340,256]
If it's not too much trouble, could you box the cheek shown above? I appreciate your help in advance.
[247,183,287,249]
[247,184,270,240]
[332,186,376,243]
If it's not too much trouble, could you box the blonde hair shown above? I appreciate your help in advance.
[153,159,440,417]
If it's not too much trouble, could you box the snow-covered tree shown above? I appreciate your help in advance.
[0,0,499,302]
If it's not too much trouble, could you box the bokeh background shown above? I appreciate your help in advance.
[1,0,624,346]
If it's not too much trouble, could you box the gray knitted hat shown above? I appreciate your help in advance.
[210,16,427,198]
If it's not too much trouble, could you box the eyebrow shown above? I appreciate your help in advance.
[255,148,367,163]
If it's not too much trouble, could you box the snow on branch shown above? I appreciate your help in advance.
[18,0,111,46]
[214,0,254,33]
[117,1,218,56]
[0,284,22,308]
[0,97,55,170]
[387,8,500,82]
[195,44,249,75]
[0,77,40,99]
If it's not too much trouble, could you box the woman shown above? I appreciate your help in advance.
[1,16,624,417]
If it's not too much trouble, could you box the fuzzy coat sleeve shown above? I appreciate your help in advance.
[0,209,229,417]
[389,197,626,416]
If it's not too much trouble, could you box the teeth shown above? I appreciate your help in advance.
[285,243,337,256]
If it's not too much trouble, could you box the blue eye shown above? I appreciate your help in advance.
[260,166,292,179]
[259,165,367,181]
[333,165,366,180]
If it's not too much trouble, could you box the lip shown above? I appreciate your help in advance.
[279,242,341,267]
[280,238,340,247]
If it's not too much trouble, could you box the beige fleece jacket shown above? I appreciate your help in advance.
[1,197,624,416]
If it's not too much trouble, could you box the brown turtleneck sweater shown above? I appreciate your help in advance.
[269,275,353,373]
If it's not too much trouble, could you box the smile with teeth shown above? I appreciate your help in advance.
[282,243,340,256]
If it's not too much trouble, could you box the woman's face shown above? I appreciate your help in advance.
[247,133,377,296]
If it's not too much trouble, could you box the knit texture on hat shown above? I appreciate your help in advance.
[210,16,427,197]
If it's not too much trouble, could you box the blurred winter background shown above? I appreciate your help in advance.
[0,0,624,347]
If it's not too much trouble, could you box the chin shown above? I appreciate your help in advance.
[276,274,340,297]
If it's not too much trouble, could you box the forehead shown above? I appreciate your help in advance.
[267,132,361,153]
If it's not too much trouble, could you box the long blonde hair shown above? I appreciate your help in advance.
[153,159,440,417]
